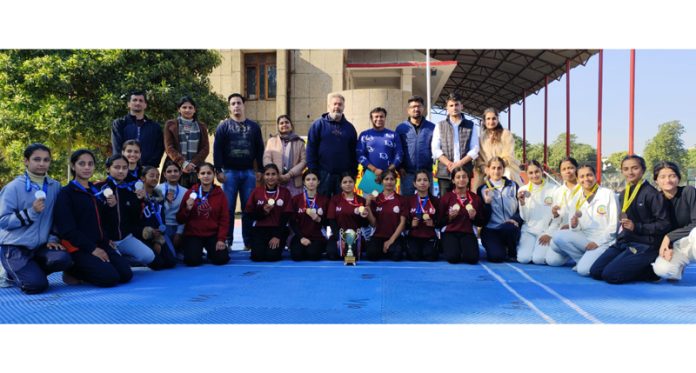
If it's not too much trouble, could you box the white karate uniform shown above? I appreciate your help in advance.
[517,180,558,264]
[548,186,618,276]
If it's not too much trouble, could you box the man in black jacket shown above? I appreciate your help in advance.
[111,90,164,168]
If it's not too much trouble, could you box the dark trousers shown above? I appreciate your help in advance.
[366,236,404,261]
[1,244,73,294]
[326,236,365,261]
[68,246,132,287]
[289,236,326,261]
[250,227,284,262]
[442,232,479,264]
[589,241,659,284]
[182,235,230,267]
[147,240,177,271]
[438,178,452,197]
[480,223,520,263]
[317,170,342,198]
[406,236,439,261]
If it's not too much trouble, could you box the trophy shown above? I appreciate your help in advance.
[339,228,359,266]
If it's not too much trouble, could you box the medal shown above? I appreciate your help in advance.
[134,181,144,190]
[620,212,628,220]
[189,192,198,200]
[452,204,461,212]
[465,203,474,212]
[306,208,316,215]
[575,210,583,218]
[268,198,276,206]
[422,213,430,220]
[34,190,47,200]
[102,188,113,198]
[371,190,379,197]
[358,206,365,214]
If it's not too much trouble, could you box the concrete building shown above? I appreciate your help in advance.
[208,49,455,138]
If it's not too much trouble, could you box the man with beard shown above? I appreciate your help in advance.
[306,93,358,196]
[395,96,436,196]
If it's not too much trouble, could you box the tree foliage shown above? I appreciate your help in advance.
[687,147,696,169]
[605,151,628,174]
[0,50,228,186]
[643,120,687,172]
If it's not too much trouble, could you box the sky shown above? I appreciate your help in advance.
[431,49,696,156]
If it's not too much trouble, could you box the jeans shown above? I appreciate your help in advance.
[222,169,256,247]
[317,170,343,198]
[113,234,155,266]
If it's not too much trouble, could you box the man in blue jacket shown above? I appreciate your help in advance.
[0,143,73,294]
[214,93,264,250]
[111,90,164,168]
[356,107,403,195]
[306,93,358,196]
[395,96,436,196]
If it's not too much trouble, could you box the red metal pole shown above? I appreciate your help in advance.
[566,59,571,157]
[629,49,635,155]
[544,75,548,169]
[523,90,527,164]
[597,50,604,184]
[508,101,511,131]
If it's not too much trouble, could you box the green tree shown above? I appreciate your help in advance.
[547,133,596,170]
[0,50,228,186]
[605,151,628,174]
[685,147,696,169]
[643,120,687,171]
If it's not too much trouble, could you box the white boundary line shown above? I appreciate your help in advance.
[505,263,603,324]
[480,263,556,324]
[227,263,480,270]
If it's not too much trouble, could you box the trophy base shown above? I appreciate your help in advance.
[344,255,356,266]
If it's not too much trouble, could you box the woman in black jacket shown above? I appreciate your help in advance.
[54,149,132,287]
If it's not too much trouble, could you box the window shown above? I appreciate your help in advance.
[244,53,277,100]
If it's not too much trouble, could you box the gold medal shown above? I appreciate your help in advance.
[465,203,474,211]
[306,208,316,215]
[358,206,365,214]
[422,213,430,220]
[268,198,275,206]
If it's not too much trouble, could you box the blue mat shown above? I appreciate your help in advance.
[2,248,696,324]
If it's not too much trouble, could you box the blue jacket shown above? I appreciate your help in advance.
[306,113,357,174]
[357,128,403,171]
[213,118,265,173]
[111,114,164,168]
[0,173,61,249]
[395,118,435,173]
[54,181,111,253]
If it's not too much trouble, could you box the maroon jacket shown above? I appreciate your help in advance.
[368,193,408,239]
[438,190,484,234]
[328,193,369,237]
[405,194,440,239]
[290,192,329,242]
[245,186,293,237]
[176,184,229,242]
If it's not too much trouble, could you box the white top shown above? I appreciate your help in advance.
[549,182,581,231]
[431,118,480,161]
[519,180,557,236]
[568,186,618,246]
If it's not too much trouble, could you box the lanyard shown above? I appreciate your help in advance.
[343,193,361,207]
[575,184,599,211]
[485,179,504,191]
[107,175,133,191]
[265,187,278,202]
[417,195,430,214]
[378,192,395,205]
[198,184,213,202]
[527,179,546,193]
[143,198,165,228]
[165,183,180,202]
[25,171,48,194]
[71,180,104,199]
[455,190,472,207]
[562,184,581,206]
[622,181,643,213]
[304,188,317,209]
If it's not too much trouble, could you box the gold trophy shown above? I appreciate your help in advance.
[339,228,359,266]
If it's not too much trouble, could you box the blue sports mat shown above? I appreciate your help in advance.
[2,249,696,324]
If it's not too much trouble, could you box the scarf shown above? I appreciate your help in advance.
[178,116,201,162]
[279,132,300,174]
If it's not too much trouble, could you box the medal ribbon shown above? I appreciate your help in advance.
[575,184,599,211]
[622,181,643,213]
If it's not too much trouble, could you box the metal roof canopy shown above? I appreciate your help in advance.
[426,49,598,117]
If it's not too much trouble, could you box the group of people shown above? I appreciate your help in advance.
[1,90,695,295]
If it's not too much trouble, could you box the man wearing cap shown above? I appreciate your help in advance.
[0,143,73,294]
[111,90,165,168]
